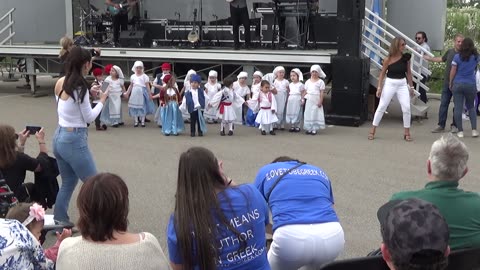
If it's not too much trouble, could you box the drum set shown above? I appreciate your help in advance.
[73,3,114,46]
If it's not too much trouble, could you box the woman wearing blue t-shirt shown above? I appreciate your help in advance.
[253,156,344,270]
[167,147,271,270]
[450,37,480,138]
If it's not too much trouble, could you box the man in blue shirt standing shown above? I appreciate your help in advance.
[253,156,344,270]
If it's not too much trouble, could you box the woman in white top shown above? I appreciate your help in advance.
[303,65,326,135]
[56,173,170,270]
[53,47,108,225]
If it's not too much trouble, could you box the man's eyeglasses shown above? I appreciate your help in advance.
[416,37,422,40]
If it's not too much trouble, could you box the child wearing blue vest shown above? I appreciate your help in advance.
[179,74,208,137]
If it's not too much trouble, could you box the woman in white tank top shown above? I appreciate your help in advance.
[52,47,109,225]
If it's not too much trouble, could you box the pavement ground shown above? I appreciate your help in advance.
[1,76,479,260]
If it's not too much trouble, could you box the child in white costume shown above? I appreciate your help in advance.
[101,65,126,127]
[285,68,305,132]
[247,80,278,135]
[273,66,289,129]
[180,69,196,122]
[246,71,263,127]
[126,61,155,127]
[208,77,245,136]
[232,71,251,125]
[303,65,326,135]
[203,70,222,123]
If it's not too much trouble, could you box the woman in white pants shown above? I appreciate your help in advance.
[369,37,415,141]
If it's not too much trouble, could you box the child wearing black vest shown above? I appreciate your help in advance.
[180,74,208,137]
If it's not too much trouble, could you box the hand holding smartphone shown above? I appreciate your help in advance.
[25,126,42,134]
[101,81,110,92]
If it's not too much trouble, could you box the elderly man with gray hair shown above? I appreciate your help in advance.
[389,133,480,250]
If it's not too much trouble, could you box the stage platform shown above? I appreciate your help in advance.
[0,45,336,66]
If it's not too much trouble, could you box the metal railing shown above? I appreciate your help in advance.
[363,8,435,92]
[0,8,15,45]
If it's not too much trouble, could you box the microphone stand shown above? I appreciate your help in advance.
[213,14,219,46]
[171,12,181,46]
[199,0,204,46]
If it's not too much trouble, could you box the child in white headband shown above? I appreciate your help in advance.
[204,70,221,123]
[273,66,289,130]
[6,202,72,262]
[286,68,305,132]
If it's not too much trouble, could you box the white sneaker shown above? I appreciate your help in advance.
[457,131,464,138]
[462,113,469,121]
[451,126,458,133]
[473,130,479,137]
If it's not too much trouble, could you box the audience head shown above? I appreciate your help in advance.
[260,80,271,92]
[174,147,230,269]
[428,133,468,181]
[0,124,18,169]
[454,33,464,51]
[459,37,478,61]
[272,156,301,163]
[223,77,235,89]
[378,198,450,270]
[415,31,428,44]
[6,202,45,240]
[77,173,129,242]
[59,36,74,57]
[63,47,92,102]
[389,37,406,57]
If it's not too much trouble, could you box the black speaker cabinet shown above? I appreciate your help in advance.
[337,0,366,21]
[328,56,370,127]
[119,30,150,48]
[337,19,362,57]
[309,15,337,45]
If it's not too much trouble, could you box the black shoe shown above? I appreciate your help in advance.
[311,131,317,135]
[270,131,276,135]
[295,127,301,132]
[165,133,170,136]
[220,130,225,136]
[289,128,295,132]
[118,122,125,126]
[305,130,311,135]
[261,130,266,135]
[141,124,146,128]
[198,132,203,137]
[228,130,233,136]
[134,123,139,128]
[145,118,151,123]
[112,124,119,128]
[191,133,196,137]
[173,133,179,136]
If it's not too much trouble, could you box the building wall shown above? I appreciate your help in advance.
[387,0,447,50]
[0,0,67,44]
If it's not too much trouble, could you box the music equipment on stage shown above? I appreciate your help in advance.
[188,9,200,43]
[107,0,139,16]
[308,13,337,48]
[327,56,370,127]
[119,30,150,47]
[271,0,313,48]
[336,0,365,57]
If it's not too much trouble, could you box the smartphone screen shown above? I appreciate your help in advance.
[101,81,110,92]
[26,126,42,134]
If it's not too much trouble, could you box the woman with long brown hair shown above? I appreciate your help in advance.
[450,37,480,138]
[167,147,270,270]
[53,47,108,225]
[369,37,415,141]
[0,124,46,201]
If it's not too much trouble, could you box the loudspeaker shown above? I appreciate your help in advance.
[309,15,337,44]
[328,56,370,126]
[337,0,365,21]
[119,30,150,48]
[337,20,362,57]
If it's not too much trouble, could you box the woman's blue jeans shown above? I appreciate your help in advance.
[53,127,97,223]
[453,83,477,132]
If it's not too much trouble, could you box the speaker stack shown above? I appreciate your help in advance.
[327,0,370,127]
[119,30,151,48]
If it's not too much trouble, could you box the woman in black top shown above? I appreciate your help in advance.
[369,37,415,141]
[0,124,47,200]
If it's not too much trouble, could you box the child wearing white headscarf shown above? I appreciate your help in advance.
[273,66,289,130]
[204,70,222,123]
[101,65,126,127]
[180,69,196,122]
[126,61,155,127]
[285,68,305,132]
[233,71,251,125]
[302,65,326,135]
